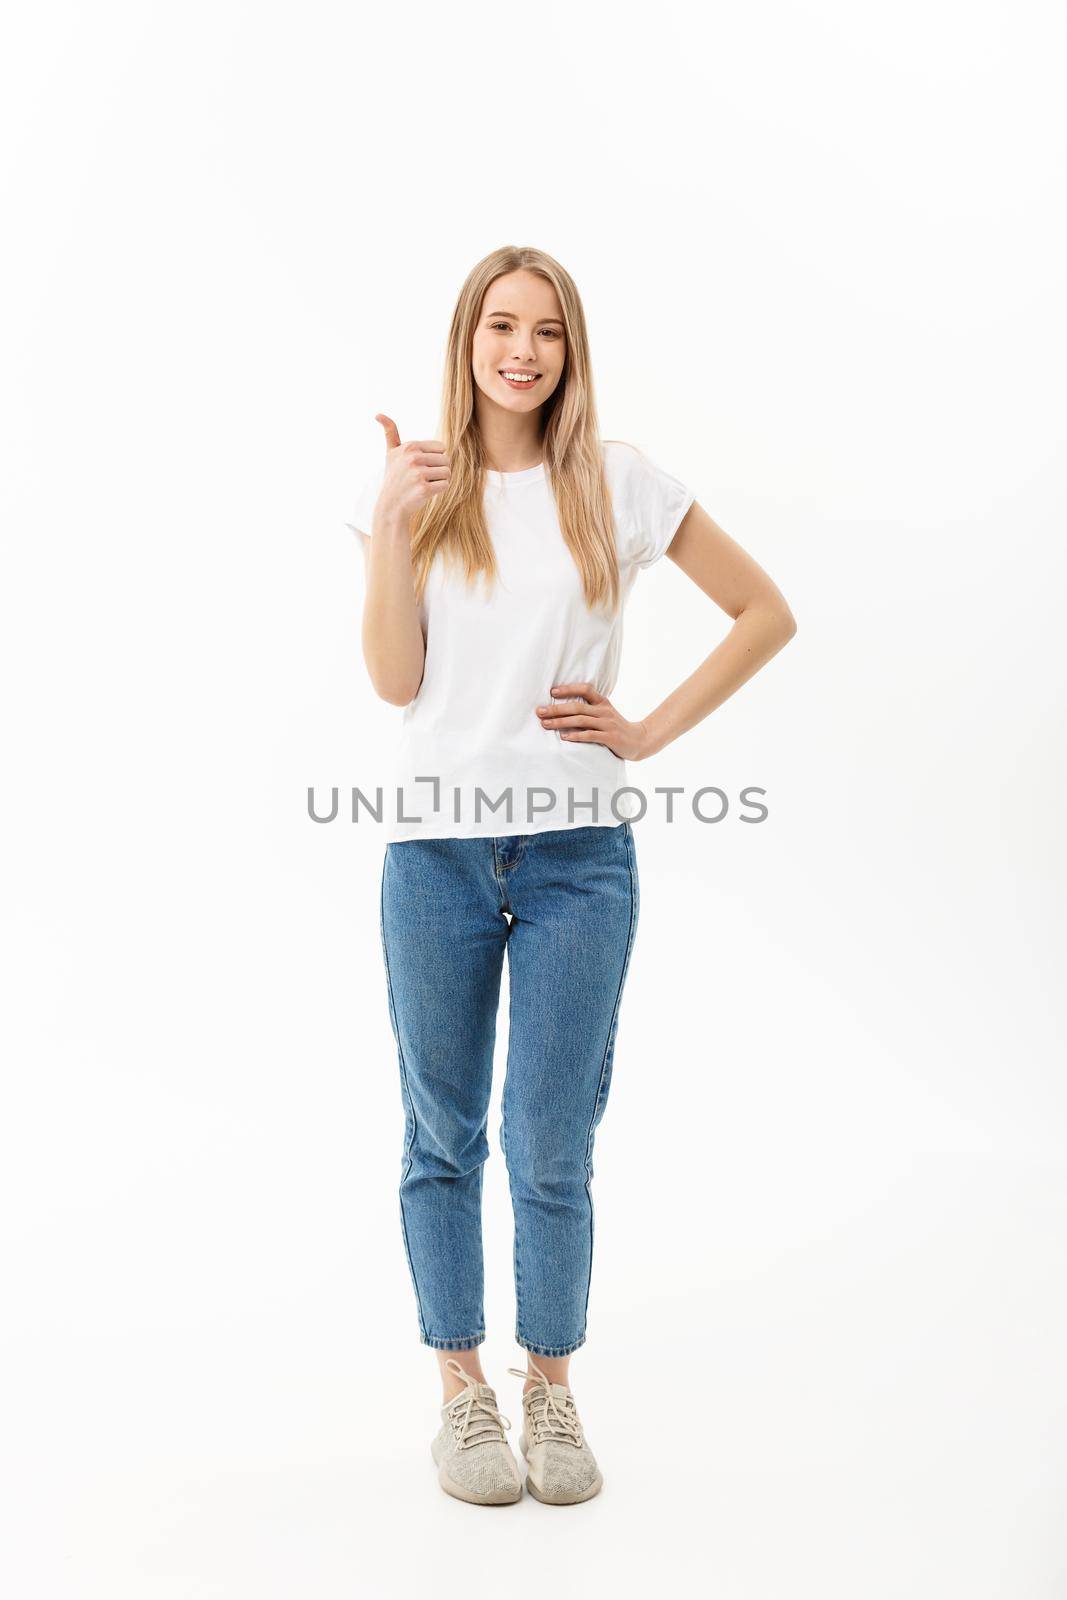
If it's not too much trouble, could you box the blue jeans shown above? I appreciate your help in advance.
[378,821,640,1357]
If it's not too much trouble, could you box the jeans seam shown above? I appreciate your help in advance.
[381,848,429,1340]
[421,1332,486,1350]
[501,919,523,1334]
[578,823,639,1335]
[515,1334,588,1358]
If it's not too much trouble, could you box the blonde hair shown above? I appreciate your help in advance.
[407,245,623,613]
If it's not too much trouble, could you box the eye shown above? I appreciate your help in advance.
[489,321,562,338]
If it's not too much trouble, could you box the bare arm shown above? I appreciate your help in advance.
[359,416,449,706]
[361,506,425,705]
[536,499,797,756]
[639,500,797,758]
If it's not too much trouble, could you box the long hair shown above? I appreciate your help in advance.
[407,245,622,613]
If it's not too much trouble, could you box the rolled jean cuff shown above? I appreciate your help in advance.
[515,1332,587,1358]
[421,1331,486,1351]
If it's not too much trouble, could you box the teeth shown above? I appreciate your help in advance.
[501,371,538,382]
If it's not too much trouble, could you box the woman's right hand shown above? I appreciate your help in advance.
[374,414,451,525]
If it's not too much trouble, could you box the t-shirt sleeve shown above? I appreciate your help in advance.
[616,444,696,570]
[342,462,387,548]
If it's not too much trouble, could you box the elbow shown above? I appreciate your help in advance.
[362,636,424,706]
[366,660,423,706]
[765,588,797,646]
[371,676,420,707]
[740,591,797,649]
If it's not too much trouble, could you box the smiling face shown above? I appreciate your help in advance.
[471,270,567,413]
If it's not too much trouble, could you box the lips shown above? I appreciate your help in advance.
[499,369,542,388]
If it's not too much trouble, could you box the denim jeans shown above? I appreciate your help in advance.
[377,821,640,1358]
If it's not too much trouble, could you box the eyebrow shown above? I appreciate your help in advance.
[485,310,565,327]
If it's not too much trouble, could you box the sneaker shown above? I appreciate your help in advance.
[430,1358,523,1505]
[506,1359,604,1503]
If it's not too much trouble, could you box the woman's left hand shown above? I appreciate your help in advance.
[535,682,650,761]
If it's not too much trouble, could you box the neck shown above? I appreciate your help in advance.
[474,405,544,474]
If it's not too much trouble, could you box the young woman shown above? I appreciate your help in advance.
[344,245,796,1506]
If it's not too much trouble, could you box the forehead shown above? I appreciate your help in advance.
[480,273,563,322]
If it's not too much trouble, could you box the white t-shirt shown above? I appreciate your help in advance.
[343,439,695,843]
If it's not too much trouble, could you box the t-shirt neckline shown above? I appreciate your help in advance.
[484,461,546,486]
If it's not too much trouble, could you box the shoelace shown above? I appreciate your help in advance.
[443,1357,513,1451]
[506,1360,584,1448]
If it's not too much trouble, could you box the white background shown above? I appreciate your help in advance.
[2,3,1065,1596]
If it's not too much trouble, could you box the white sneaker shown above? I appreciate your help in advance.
[507,1360,604,1503]
[430,1358,523,1505]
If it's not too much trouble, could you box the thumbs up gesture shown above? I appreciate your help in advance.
[374,414,451,525]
